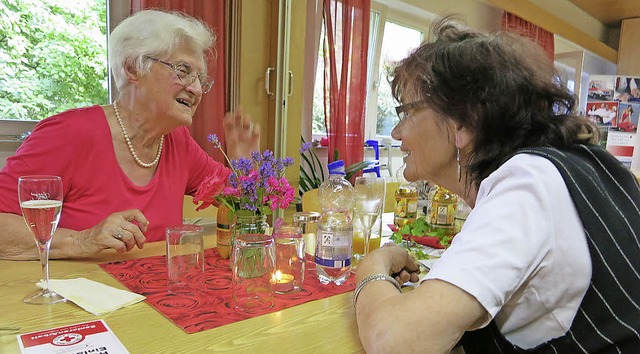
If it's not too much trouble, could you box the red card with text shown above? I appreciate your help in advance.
[17,320,128,354]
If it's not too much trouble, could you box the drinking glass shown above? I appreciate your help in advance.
[353,177,386,259]
[18,175,65,304]
[231,234,276,312]
[166,225,204,293]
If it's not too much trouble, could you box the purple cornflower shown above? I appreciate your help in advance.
[300,142,312,154]
[208,134,222,149]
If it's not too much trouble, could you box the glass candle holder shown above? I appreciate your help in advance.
[271,224,305,294]
[292,211,320,256]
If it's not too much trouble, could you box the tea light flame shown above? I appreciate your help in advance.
[271,270,294,293]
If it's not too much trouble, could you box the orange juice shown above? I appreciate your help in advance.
[352,230,381,256]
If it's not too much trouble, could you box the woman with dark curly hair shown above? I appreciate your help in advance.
[354,18,640,353]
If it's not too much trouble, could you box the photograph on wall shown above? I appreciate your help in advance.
[616,102,640,133]
[586,101,619,127]
[606,130,637,169]
[588,75,616,101]
[614,76,640,103]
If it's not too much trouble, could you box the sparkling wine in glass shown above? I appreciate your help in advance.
[19,175,65,305]
[354,177,386,259]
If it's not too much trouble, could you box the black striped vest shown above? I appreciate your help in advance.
[461,145,640,354]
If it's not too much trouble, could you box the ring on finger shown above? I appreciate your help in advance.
[113,229,125,240]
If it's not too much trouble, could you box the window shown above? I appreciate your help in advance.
[0,0,108,121]
[374,21,423,137]
[310,4,425,142]
[311,28,326,136]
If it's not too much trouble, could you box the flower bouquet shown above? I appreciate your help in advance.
[193,134,295,218]
[193,135,295,271]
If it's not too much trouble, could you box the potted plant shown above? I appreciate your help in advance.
[297,136,374,210]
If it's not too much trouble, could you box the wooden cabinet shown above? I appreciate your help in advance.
[617,18,640,76]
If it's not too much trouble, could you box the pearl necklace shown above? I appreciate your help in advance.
[113,101,164,168]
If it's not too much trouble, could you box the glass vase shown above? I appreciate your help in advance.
[230,214,270,269]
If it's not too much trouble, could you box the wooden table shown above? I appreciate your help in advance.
[0,236,363,353]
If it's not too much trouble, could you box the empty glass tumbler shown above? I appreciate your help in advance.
[166,225,205,293]
[231,234,276,312]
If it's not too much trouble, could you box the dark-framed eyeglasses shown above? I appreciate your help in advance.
[395,100,429,122]
[145,56,214,94]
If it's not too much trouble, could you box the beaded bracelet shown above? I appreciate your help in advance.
[352,274,402,308]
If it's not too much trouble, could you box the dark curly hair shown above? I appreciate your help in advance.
[390,17,598,190]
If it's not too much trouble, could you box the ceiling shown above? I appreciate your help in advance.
[568,0,640,26]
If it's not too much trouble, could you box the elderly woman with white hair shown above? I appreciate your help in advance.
[0,10,259,260]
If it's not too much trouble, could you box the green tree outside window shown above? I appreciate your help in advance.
[0,0,107,121]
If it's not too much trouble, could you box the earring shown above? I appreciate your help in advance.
[456,148,461,182]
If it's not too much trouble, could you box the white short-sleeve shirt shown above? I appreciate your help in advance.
[424,154,591,349]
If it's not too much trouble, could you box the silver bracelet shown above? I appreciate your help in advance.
[353,274,402,308]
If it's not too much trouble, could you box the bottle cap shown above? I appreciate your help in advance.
[328,160,346,175]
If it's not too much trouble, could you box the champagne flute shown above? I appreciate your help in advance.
[353,177,386,259]
[18,175,65,304]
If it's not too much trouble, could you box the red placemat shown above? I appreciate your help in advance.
[100,248,355,334]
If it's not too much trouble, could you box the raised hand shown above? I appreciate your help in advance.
[223,107,260,160]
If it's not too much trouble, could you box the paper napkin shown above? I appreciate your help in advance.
[37,278,146,316]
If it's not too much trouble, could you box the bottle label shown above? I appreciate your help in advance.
[315,256,351,268]
[315,229,352,264]
[433,202,455,228]
[407,199,418,214]
[395,198,418,217]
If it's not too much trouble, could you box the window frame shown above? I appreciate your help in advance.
[364,3,429,143]
[0,1,126,141]
[310,2,431,144]
[0,1,127,169]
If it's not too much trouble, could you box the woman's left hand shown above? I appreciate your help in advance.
[224,107,260,160]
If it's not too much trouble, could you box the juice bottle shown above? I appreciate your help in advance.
[429,185,458,237]
[394,163,418,228]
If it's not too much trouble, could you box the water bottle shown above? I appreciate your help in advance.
[315,160,354,285]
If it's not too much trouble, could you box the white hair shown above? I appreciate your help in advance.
[108,10,215,92]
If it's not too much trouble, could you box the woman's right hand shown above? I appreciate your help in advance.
[75,209,148,255]
[357,244,421,284]
[223,107,260,160]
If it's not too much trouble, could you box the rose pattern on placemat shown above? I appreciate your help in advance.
[100,247,355,334]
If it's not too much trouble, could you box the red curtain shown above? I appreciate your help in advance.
[130,0,227,163]
[501,12,554,61]
[323,0,370,177]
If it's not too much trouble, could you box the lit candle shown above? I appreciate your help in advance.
[271,270,294,293]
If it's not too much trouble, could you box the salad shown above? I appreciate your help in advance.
[390,218,453,260]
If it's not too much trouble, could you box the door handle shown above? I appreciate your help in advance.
[265,67,275,96]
